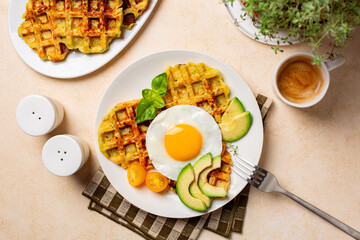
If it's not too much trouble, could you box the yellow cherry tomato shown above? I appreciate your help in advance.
[127,164,147,187]
[145,172,169,193]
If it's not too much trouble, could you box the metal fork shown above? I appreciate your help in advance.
[232,156,360,240]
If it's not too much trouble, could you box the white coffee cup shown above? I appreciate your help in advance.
[272,52,345,108]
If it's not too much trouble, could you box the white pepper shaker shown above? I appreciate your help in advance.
[42,135,89,176]
[16,95,64,136]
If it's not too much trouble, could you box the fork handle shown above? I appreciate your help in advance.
[280,189,360,240]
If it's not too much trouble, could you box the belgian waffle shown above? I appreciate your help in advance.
[98,99,154,169]
[55,0,123,53]
[18,0,124,60]
[122,0,149,29]
[163,62,230,123]
[209,143,232,191]
[18,0,69,61]
[98,63,232,192]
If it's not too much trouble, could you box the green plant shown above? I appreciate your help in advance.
[134,73,167,124]
[226,0,360,66]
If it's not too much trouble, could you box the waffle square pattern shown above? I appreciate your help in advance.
[18,0,148,61]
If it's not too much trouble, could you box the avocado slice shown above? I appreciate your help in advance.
[221,97,245,123]
[176,163,207,212]
[220,111,252,142]
[198,156,227,198]
[189,153,212,208]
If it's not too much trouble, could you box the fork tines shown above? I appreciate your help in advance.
[231,155,267,187]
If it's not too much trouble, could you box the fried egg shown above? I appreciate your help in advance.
[146,105,222,180]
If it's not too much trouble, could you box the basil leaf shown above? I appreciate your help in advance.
[151,72,167,96]
[142,89,165,109]
[134,99,157,124]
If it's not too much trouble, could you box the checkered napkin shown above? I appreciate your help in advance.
[83,94,272,239]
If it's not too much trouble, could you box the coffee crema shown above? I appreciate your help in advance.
[277,57,324,104]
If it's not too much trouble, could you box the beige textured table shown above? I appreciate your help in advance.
[1,0,359,239]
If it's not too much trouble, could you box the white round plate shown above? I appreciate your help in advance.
[223,0,299,46]
[95,49,264,218]
[8,0,158,79]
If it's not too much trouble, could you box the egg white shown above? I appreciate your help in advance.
[146,105,222,180]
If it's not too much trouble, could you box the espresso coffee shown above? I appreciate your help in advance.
[277,56,324,104]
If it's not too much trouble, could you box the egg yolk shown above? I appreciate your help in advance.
[164,124,203,161]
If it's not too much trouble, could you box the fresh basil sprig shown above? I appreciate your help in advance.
[151,72,168,96]
[135,73,167,124]
[142,89,165,108]
[134,99,157,124]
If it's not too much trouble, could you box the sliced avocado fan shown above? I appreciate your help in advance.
[189,153,212,208]
[220,111,252,142]
[221,96,245,123]
[198,156,227,198]
[176,163,207,212]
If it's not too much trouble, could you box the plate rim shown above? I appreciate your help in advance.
[94,49,264,218]
[8,0,159,79]
[223,1,300,46]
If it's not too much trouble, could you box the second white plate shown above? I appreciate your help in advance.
[223,0,299,46]
[8,0,158,79]
[95,49,264,218]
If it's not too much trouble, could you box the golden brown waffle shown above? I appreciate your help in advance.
[98,99,154,169]
[55,0,123,53]
[18,0,69,61]
[122,0,149,29]
[164,62,230,123]
[18,0,124,60]
[98,62,232,192]
[208,143,232,191]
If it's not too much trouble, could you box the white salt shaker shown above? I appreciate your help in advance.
[42,135,89,176]
[16,95,64,136]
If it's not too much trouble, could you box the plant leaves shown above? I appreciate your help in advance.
[151,72,167,96]
[142,89,165,108]
[134,99,157,124]
[233,0,360,63]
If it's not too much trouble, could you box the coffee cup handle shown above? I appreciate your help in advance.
[324,56,345,71]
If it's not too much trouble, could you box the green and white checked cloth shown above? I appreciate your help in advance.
[83,94,272,240]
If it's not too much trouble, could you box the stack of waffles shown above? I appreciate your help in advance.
[98,62,233,192]
[18,0,148,61]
